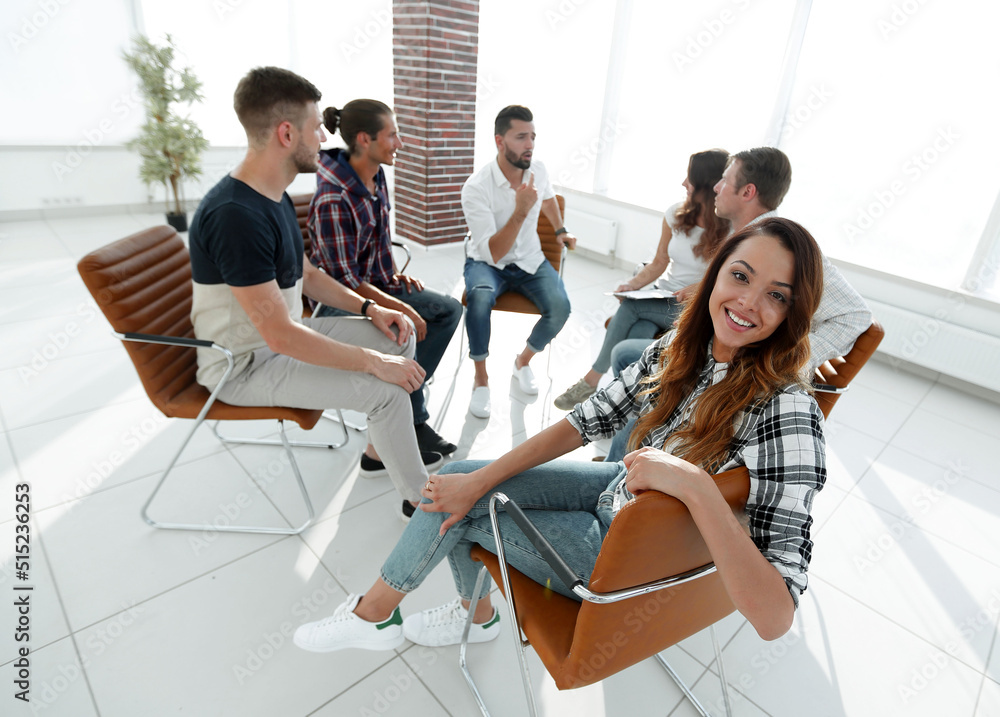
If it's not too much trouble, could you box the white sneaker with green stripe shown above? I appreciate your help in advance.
[402,597,501,647]
[293,593,403,652]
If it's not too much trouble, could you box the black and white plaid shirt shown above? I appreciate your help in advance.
[568,334,826,605]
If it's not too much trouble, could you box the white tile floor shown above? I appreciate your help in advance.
[1,209,999,716]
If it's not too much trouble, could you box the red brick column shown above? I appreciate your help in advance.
[392,0,479,246]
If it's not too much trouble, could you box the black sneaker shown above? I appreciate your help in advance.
[414,423,457,455]
[359,450,444,480]
[399,500,417,524]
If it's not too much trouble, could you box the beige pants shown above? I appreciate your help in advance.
[216,316,426,501]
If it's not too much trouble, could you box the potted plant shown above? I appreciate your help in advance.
[123,34,208,232]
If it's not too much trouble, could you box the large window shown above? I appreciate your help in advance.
[140,0,394,148]
[1,0,139,145]
[606,1,798,212]
[474,0,616,190]
[778,0,1000,293]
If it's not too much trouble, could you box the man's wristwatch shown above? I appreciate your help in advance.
[554,227,569,236]
[360,299,374,317]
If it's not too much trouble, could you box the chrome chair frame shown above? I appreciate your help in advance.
[459,491,733,717]
[119,332,345,536]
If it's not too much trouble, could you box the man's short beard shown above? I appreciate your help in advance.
[504,147,531,170]
[295,156,318,173]
[293,144,319,173]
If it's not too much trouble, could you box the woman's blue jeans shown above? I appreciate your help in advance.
[379,460,626,601]
[463,258,571,361]
[591,297,681,374]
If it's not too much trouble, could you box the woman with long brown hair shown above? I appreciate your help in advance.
[555,149,731,410]
[294,217,826,652]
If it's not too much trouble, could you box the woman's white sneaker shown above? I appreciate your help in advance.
[293,594,404,652]
[402,597,501,647]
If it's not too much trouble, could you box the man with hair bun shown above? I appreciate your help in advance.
[308,99,462,461]
[188,68,441,524]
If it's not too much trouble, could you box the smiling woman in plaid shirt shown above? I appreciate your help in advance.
[294,217,826,653]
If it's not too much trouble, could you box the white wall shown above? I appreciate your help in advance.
[0,145,318,218]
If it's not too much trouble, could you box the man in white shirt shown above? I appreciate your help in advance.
[460,105,577,418]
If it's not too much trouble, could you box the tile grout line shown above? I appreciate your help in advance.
[34,525,104,716]
[810,573,995,680]
[972,592,1000,715]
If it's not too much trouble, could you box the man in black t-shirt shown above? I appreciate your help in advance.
[189,67,442,519]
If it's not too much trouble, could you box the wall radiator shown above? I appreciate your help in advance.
[867,298,1000,393]
[564,208,619,257]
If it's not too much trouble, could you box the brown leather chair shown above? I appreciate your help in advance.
[460,320,885,716]
[460,194,568,314]
[812,321,885,418]
[77,225,350,535]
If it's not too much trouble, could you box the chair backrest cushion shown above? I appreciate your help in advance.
[537,193,566,274]
[814,320,884,418]
[290,192,313,253]
[77,226,203,417]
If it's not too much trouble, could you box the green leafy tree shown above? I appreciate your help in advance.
[123,34,208,216]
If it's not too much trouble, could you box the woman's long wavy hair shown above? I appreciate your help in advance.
[628,218,824,470]
[673,149,731,260]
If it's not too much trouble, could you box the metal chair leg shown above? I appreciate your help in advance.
[322,408,367,433]
[141,418,316,535]
[653,624,733,717]
[460,566,496,717]
[459,496,539,717]
[212,408,351,449]
[710,624,735,717]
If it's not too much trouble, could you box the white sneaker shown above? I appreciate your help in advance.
[293,593,404,653]
[469,386,491,418]
[512,359,538,395]
[402,597,501,647]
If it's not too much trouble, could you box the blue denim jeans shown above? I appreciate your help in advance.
[591,297,680,374]
[316,285,462,424]
[463,258,571,361]
[379,460,626,601]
